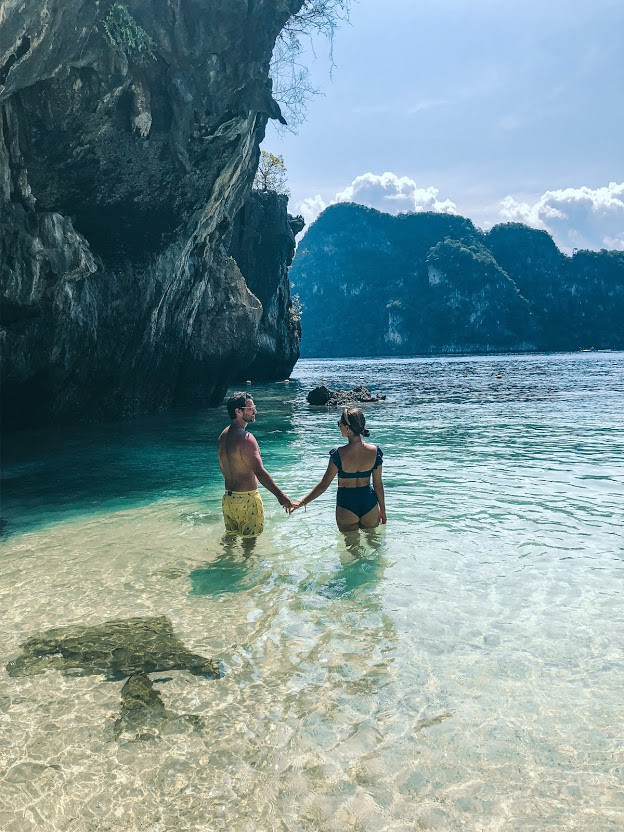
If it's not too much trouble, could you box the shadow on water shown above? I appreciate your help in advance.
[305,528,388,599]
[317,555,385,599]
[188,534,266,596]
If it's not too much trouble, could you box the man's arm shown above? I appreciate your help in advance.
[246,435,293,510]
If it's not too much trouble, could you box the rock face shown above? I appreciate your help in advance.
[291,204,624,357]
[228,189,304,379]
[0,0,303,429]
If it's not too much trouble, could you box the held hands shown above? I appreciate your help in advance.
[277,494,305,514]
[284,496,385,521]
[278,493,295,513]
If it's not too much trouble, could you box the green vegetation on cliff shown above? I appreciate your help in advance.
[290,204,624,356]
[102,4,156,62]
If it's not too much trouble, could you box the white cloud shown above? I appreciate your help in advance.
[497,114,524,131]
[297,194,327,230]
[295,171,457,233]
[351,97,449,118]
[334,172,458,216]
[406,97,450,115]
[295,177,624,254]
[499,182,624,252]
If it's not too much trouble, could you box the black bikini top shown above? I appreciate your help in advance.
[329,445,383,478]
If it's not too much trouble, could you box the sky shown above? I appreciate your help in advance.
[263,0,624,252]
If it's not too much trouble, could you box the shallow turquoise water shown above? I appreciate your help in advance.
[1,352,623,831]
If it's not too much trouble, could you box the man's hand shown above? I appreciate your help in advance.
[288,499,304,514]
[278,493,294,513]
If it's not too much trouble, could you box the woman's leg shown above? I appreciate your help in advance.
[336,506,360,532]
[358,505,380,529]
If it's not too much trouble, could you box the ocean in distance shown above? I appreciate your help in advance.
[1,352,623,831]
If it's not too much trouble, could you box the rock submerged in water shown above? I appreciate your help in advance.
[6,615,221,681]
[6,615,221,741]
[114,672,204,741]
[307,384,386,406]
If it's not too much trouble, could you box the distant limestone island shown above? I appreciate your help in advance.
[290,203,624,357]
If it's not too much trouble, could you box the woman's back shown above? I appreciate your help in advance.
[333,441,379,487]
[295,406,386,530]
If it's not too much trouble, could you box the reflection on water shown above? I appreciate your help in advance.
[1,354,623,831]
[189,529,389,600]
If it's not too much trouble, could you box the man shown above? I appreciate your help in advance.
[217,392,294,537]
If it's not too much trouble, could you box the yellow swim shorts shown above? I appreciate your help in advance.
[222,489,265,537]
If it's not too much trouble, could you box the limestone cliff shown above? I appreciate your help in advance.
[291,204,624,357]
[228,189,303,380]
[0,0,303,428]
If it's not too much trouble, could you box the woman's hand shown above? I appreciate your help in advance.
[379,509,387,524]
[288,499,304,514]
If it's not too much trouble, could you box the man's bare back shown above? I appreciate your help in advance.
[218,424,260,492]
[218,394,293,537]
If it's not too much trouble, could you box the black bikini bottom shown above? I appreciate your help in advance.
[336,485,378,518]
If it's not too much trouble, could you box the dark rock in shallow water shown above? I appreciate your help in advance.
[307,384,385,406]
[6,615,220,740]
[6,615,221,680]
[307,385,332,405]
[115,673,168,739]
[114,672,203,740]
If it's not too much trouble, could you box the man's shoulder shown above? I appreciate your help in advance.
[240,430,259,449]
[224,426,258,450]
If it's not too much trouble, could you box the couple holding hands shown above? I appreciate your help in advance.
[218,392,386,538]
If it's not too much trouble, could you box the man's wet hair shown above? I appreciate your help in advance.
[227,392,252,420]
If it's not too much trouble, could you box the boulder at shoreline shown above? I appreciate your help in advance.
[307,384,386,406]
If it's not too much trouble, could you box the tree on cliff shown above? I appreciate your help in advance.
[254,151,290,196]
[271,0,351,129]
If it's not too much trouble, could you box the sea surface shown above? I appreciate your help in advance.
[1,352,623,832]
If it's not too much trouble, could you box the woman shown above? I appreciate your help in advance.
[293,408,386,531]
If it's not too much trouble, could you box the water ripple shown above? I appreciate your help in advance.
[1,352,623,830]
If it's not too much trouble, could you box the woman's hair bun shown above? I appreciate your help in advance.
[342,407,369,437]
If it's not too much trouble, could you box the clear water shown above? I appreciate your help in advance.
[1,352,623,831]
